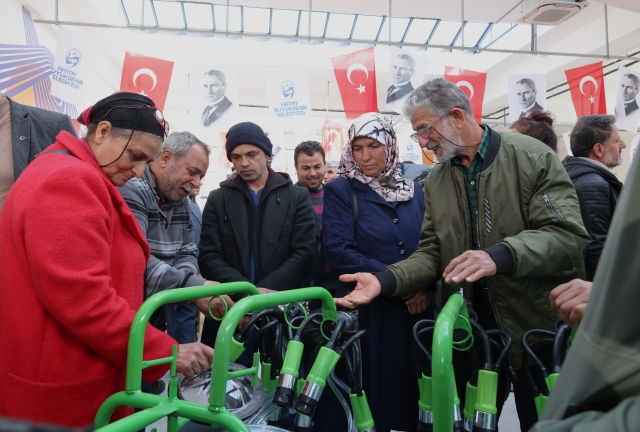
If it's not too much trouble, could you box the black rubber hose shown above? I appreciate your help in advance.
[469,319,494,371]
[271,323,283,379]
[337,329,368,355]
[522,338,554,397]
[522,329,556,377]
[415,327,435,375]
[294,312,323,340]
[553,324,571,373]
[238,307,279,341]
[485,329,513,373]
[244,319,279,353]
[325,319,346,350]
[341,348,361,396]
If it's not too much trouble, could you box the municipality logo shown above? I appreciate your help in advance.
[407,143,414,151]
[65,48,81,67]
[281,81,295,99]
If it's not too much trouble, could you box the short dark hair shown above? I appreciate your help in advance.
[294,141,325,166]
[510,111,558,152]
[570,114,616,157]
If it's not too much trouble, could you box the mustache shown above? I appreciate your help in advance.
[180,183,194,194]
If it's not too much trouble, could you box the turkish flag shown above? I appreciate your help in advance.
[322,119,349,162]
[444,66,486,123]
[120,52,174,110]
[565,62,607,118]
[331,48,378,120]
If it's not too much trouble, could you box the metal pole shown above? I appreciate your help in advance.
[461,0,464,49]
[29,18,640,61]
[389,0,392,44]
[308,0,312,41]
[140,0,144,31]
[55,0,59,26]
[495,0,525,24]
[226,0,229,37]
[604,4,610,60]
[531,24,537,53]
[326,81,330,114]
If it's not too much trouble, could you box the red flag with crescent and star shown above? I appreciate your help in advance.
[565,62,607,118]
[444,66,486,123]
[331,48,378,120]
[322,119,349,161]
[120,52,174,110]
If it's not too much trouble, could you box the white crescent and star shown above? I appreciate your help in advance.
[133,68,158,95]
[456,80,475,100]
[579,75,598,95]
[347,63,369,93]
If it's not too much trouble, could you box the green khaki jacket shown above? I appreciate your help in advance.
[532,148,640,431]
[384,127,591,369]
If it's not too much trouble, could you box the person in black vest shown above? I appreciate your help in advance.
[563,114,625,281]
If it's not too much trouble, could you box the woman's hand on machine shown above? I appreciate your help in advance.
[176,342,214,377]
[550,279,592,329]
[403,290,430,315]
[195,295,234,318]
[334,273,382,308]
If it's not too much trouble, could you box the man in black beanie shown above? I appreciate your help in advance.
[198,122,317,347]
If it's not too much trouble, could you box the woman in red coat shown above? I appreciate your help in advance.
[0,93,213,428]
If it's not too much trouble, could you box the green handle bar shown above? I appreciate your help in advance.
[95,283,336,431]
[431,293,469,432]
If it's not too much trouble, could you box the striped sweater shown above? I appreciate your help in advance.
[119,166,204,298]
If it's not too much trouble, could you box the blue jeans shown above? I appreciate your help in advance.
[164,303,197,343]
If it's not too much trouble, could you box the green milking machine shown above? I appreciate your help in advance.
[521,321,573,417]
[92,282,374,432]
[413,294,512,432]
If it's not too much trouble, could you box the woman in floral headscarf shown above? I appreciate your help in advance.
[319,112,432,432]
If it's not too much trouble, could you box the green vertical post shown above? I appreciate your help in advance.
[431,294,467,432]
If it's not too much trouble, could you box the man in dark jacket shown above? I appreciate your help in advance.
[532,134,640,432]
[563,114,625,281]
[1,93,76,211]
[198,122,316,347]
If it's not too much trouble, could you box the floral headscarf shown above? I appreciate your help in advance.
[338,112,415,202]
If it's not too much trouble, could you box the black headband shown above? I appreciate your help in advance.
[78,92,165,140]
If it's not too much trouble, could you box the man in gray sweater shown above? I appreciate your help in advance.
[119,131,216,344]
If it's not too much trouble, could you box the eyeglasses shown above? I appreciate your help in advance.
[410,112,450,143]
[100,105,169,137]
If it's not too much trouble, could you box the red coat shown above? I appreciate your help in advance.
[0,132,176,427]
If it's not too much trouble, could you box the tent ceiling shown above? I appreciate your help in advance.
[17,0,640,124]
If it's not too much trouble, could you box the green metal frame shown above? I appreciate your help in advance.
[431,293,469,432]
[94,282,337,432]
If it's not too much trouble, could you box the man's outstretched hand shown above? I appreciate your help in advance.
[334,273,382,309]
[550,279,592,329]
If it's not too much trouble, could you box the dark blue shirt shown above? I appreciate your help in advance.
[248,188,263,283]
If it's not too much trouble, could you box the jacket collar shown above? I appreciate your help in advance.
[481,125,502,171]
[562,155,623,187]
[8,97,34,179]
[53,131,151,260]
[221,167,291,197]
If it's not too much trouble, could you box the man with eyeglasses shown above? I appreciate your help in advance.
[336,78,591,431]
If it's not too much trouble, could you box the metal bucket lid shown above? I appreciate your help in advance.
[178,362,265,420]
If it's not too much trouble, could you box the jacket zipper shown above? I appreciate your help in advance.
[542,194,562,222]
[477,177,517,380]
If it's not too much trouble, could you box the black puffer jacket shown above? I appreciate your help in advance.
[562,156,623,281]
